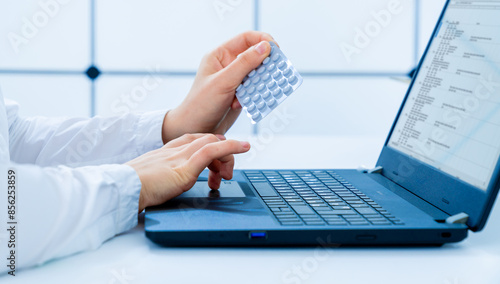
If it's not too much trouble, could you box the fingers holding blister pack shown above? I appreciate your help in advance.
[235,42,303,124]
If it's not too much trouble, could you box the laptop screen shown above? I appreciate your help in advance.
[388,0,500,191]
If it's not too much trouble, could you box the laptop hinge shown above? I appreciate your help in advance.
[445,212,469,225]
[357,166,383,174]
[362,167,463,223]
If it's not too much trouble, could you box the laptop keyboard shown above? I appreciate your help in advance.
[244,170,404,226]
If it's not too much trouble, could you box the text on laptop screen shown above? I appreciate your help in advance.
[388,0,500,191]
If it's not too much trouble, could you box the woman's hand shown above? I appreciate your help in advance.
[126,134,250,212]
[162,31,277,143]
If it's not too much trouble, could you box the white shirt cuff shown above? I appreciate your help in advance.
[134,110,167,155]
[104,164,142,234]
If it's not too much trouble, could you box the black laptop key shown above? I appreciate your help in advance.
[265,199,285,204]
[285,199,303,203]
[252,182,278,197]
[277,215,300,219]
[366,216,386,222]
[267,204,286,208]
[345,201,364,205]
[302,216,322,221]
[269,203,288,207]
[319,209,356,215]
[371,220,391,225]
[351,204,369,208]
[309,203,328,208]
[327,202,348,207]
[314,207,333,212]
[332,206,351,210]
[305,221,325,226]
[355,207,378,215]
[349,221,370,225]
[326,220,348,225]
[323,216,343,221]
[262,196,280,200]
[288,202,306,206]
[274,211,295,215]
[281,222,303,226]
[290,204,315,215]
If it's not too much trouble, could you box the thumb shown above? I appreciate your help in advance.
[221,41,271,87]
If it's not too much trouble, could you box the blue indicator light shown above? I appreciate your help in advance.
[250,232,267,239]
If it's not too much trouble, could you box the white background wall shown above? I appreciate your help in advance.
[0,0,447,138]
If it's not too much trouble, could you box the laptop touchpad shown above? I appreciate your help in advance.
[180,181,246,198]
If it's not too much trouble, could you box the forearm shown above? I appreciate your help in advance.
[9,111,166,167]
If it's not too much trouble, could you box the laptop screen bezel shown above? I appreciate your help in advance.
[377,0,500,232]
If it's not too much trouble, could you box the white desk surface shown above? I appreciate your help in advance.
[4,135,500,284]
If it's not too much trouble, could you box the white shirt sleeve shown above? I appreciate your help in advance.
[0,97,167,274]
[0,163,142,274]
[6,99,166,167]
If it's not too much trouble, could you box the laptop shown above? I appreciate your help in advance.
[145,0,500,246]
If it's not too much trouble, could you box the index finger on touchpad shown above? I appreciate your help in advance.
[180,181,246,198]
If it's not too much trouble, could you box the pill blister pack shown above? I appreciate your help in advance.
[235,42,303,124]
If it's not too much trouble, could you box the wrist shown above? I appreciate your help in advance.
[162,109,179,144]
[138,189,146,212]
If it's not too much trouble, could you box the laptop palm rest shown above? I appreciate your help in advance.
[151,181,268,218]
